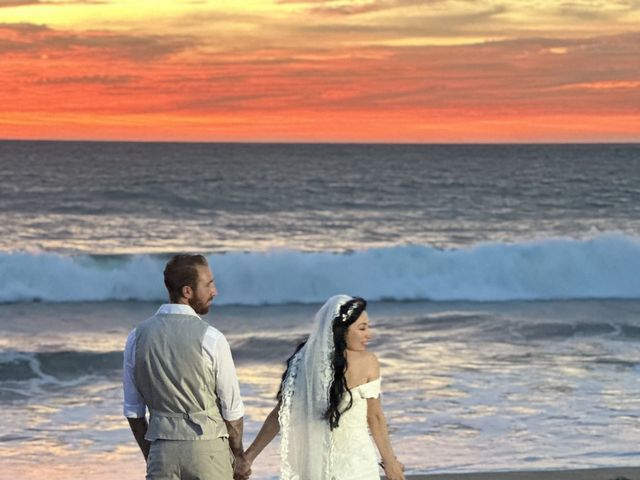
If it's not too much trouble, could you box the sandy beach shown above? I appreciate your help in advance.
[403,467,640,480]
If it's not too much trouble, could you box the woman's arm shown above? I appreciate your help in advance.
[245,401,281,464]
[364,352,405,480]
[367,397,405,480]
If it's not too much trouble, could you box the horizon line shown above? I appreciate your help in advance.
[2,138,639,146]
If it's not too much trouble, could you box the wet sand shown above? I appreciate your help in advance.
[402,467,639,480]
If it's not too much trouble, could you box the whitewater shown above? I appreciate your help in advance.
[2,233,640,304]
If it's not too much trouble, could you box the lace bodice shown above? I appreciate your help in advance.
[331,378,382,480]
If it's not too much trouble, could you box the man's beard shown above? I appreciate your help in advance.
[189,295,211,315]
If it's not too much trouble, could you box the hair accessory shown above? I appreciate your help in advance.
[340,302,360,323]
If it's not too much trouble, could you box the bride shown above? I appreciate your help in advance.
[244,295,405,480]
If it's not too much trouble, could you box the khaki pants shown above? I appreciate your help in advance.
[146,437,234,480]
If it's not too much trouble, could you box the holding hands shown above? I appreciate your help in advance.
[233,453,251,480]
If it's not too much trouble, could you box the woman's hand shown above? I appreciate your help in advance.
[233,453,251,480]
[382,458,405,480]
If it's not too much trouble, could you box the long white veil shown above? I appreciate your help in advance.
[279,294,352,480]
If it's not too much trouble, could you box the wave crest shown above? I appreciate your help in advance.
[2,233,640,304]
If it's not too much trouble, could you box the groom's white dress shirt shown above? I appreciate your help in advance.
[123,303,244,421]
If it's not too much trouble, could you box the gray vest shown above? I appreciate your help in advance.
[134,313,228,441]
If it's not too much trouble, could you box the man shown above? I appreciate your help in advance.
[123,254,250,480]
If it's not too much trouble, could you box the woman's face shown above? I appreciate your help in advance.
[345,311,373,351]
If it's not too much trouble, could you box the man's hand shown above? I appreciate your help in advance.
[225,417,249,480]
[127,417,150,462]
[233,453,251,480]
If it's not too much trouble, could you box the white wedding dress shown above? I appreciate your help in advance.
[279,295,384,480]
[332,378,382,480]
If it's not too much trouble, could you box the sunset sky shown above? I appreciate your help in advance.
[1,0,639,142]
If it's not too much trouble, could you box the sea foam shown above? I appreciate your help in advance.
[1,233,639,305]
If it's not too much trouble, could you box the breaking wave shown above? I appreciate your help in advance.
[1,233,640,305]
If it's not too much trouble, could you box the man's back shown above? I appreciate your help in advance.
[123,254,249,480]
[134,312,227,440]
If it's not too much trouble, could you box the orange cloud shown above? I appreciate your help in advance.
[0,0,639,142]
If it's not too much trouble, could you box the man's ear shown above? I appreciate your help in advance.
[181,285,193,300]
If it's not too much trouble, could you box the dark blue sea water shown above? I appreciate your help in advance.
[1,141,640,478]
[2,141,640,253]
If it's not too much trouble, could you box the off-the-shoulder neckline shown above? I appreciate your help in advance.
[348,377,381,390]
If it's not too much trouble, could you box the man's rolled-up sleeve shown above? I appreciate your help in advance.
[123,328,146,418]
[204,328,244,421]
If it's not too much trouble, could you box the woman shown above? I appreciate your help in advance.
[244,295,405,480]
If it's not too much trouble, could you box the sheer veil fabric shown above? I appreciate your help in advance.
[279,294,352,480]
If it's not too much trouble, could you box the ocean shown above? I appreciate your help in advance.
[1,141,639,479]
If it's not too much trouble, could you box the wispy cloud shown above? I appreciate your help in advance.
[557,0,639,20]
[293,5,509,39]
[0,23,196,60]
[0,22,48,32]
[0,0,106,6]
[0,0,40,6]
[32,74,136,84]
[306,0,440,16]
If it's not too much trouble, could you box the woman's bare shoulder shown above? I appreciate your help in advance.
[365,351,380,378]
[364,350,379,366]
[348,350,380,378]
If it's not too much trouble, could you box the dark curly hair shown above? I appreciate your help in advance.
[277,296,367,431]
[324,297,367,429]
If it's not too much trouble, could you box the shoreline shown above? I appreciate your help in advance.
[403,467,640,480]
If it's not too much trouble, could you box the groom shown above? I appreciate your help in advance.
[123,254,250,480]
